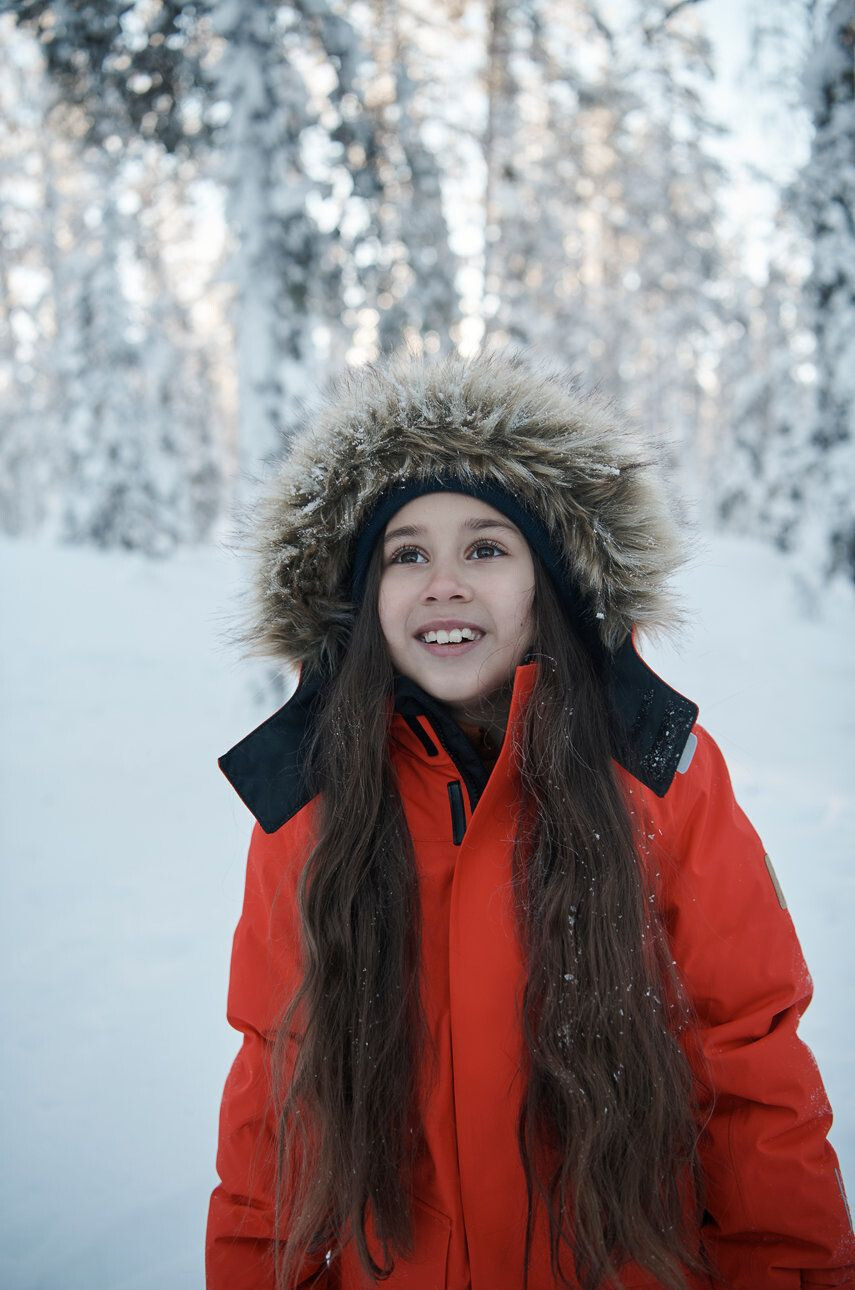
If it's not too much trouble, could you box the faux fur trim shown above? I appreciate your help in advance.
[229,345,696,670]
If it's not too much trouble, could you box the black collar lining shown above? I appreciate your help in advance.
[218,636,698,833]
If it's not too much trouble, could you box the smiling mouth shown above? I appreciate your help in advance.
[419,628,483,643]
[417,634,484,657]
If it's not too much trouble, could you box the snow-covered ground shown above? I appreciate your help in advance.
[1,530,852,1290]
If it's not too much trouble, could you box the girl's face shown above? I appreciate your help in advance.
[377,492,535,718]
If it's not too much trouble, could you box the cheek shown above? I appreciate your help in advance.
[512,578,536,628]
[377,580,401,642]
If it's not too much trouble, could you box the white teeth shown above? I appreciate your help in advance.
[420,627,481,644]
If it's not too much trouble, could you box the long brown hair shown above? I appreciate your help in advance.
[269,537,715,1290]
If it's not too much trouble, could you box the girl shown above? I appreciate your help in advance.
[206,348,854,1290]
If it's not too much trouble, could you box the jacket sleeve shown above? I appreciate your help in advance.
[660,724,855,1290]
[206,816,338,1290]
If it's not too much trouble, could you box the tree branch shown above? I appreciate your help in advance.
[644,0,706,42]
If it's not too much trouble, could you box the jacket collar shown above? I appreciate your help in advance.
[218,632,698,834]
[390,661,538,816]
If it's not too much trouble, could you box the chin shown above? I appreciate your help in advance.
[410,668,473,701]
[420,675,470,701]
[427,671,501,707]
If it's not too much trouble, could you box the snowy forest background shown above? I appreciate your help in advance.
[0,0,853,587]
[2,3,855,1288]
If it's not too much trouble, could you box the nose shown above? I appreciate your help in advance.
[421,556,473,602]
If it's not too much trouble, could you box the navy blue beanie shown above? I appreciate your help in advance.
[347,472,605,660]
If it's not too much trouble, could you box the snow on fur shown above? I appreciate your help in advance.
[234,346,696,669]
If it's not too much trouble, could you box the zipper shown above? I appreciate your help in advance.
[429,719,488,813]
[394,679,489,813]
[447,779,466,845]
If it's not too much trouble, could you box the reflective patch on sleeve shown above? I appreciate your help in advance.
[676,731,697,775]
[764,852,788,910]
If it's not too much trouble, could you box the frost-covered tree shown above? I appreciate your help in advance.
[363,0,460,355]
[58,151,169,552]
[716,0,855,587]
[712,252,816,555]
[5,0,210,154]
[133,156,225,545]
[57,139,227,552]
[600,0,727,479]
[798,0,855,581]
[208,0,332,487]
[477,0,727,485]
[0,16,227,552]
[290,0,461,363]
[477,0,603,357]
[0,22,52,535]
[721,0,855,586]
[480,0,528,344]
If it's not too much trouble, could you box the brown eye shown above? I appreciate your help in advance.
[389,546,427,564]
[469,541,506,559]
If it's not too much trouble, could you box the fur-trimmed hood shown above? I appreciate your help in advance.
[236,346,694,672]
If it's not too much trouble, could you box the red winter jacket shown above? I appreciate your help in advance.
[206,660,855,1289]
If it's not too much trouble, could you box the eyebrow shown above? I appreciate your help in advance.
[383,517,520,544]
